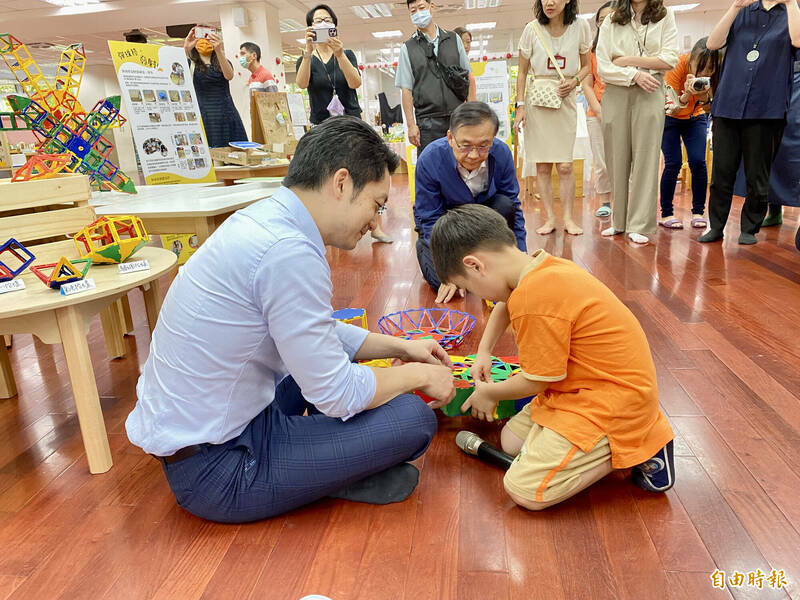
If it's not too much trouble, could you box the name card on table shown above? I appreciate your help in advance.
[118,260,150,274]
[60,278,96,296]
[0,279,25,294]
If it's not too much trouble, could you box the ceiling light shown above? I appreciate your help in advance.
[466,22,496,31]
[364,4,381,18]
[668,3,699,11]
[44,0,100,5]
[375,3,393,17]
[352,6,370,19]
[372,30,403,38]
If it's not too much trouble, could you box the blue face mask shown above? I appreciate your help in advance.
[411,9,432,28]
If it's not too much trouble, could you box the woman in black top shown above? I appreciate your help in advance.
[296,4,363,124]
[184,27,247,148]
[297,4,394,243]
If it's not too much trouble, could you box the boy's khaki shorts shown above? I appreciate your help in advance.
[504,404,612,504]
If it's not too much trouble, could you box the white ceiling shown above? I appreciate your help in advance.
[0,0,730,76]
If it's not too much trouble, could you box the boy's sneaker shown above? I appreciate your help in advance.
[632,441,675,492]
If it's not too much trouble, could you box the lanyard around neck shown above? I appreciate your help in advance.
[314,49,337,90]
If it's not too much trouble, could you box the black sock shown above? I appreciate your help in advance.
[328,463,419,505]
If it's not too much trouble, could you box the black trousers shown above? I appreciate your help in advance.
[416,194,517,290]
[708,117,785,235]
[417,115,450,154]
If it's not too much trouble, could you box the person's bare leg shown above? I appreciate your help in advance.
[505,459,613,510]
[535,163,556,234]
[501,424,525,456]
[558,162,582,235]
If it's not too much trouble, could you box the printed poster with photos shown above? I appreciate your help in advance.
[108,41,215,185]
[472,61,511,144]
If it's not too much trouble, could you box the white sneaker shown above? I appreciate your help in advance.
[628,232,649,244]
[601,227,621,237]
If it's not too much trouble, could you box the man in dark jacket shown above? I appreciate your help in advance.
[414,102,527,302]
[396,0,471,152]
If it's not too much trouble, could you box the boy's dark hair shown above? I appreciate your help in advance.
[535,0,578,25]
[306,4,338,26]
[611,0,667,26]
[450,101,499,136]
[240,42,261,61]
[592,2,613,52]
[283,116,400,197]
[430,205,516,284]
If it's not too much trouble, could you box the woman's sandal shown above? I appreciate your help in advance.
[690,216,708,229]
[658,218,684,230]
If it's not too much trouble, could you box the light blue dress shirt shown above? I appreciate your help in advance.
[395,26,471,90]
[126,187,376,456]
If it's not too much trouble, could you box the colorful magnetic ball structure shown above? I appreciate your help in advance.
[0,238,36,281]
[332,307,368,330]
[417,354,533,419]
[31,256,92,289]
[377,308,476,351]
[73,215,149,264]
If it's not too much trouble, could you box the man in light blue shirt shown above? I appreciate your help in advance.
[126,116,456,523]
[396,0,471,152]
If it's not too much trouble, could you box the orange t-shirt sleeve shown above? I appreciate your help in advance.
[512,314,571,382]
[665,54,687,93]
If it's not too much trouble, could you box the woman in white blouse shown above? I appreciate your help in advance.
[596,0,678,244]
[517,0,592,236]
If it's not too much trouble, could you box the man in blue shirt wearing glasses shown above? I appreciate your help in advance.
[414,102,528,303]
[126,117,456,523]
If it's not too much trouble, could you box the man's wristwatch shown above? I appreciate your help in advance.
[515,101,525,107]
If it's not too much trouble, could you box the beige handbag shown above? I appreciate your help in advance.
[528,21,566,109]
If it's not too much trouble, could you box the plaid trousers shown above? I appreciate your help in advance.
[161,376,438,523]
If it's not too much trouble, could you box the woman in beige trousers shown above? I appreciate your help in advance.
[596,0,678,244]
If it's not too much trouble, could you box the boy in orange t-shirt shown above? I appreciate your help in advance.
[430,205,675,510]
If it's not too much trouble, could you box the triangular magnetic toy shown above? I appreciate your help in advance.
[31,257,91,289]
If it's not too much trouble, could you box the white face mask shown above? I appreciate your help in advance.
[411,9,432,28]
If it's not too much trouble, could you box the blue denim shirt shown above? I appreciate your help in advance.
[712,0,794,120]
[127,187,375,456]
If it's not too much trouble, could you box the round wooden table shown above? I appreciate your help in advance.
[0,244,177,473]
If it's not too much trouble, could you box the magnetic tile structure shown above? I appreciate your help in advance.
[0,238,35,281]
[31,256,92,289]
[332,307,368,330]
[1,33,133,191]
[377,308,476,351]
[74,215,149,264]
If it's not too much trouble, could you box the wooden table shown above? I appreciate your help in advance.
[214,164,289,186]
[0,244,177,473]
[90,182,222,207]
[94,184,281,244]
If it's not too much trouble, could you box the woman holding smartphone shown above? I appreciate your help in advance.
[184,26,247,148]
[296,5,394,243]
[658,37,721,231]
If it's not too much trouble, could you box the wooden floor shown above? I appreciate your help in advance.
[0,175,798,600]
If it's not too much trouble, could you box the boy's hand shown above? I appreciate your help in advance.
[470,350,492,383]
[435,283,465,304]
[462,380,499,422]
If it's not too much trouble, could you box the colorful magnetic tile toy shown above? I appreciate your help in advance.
[31,256,92,289]
[74,215,149,264]
[417,354,533,419]
[332,307,368,330]
[0,238,36,281]
[377,308,476,351]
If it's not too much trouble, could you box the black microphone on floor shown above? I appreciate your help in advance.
[456,431,515,471]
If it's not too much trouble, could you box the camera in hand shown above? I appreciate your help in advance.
[691,77,711,92]
[312,25,337,43]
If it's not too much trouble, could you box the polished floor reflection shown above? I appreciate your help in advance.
[0,176,797,600]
